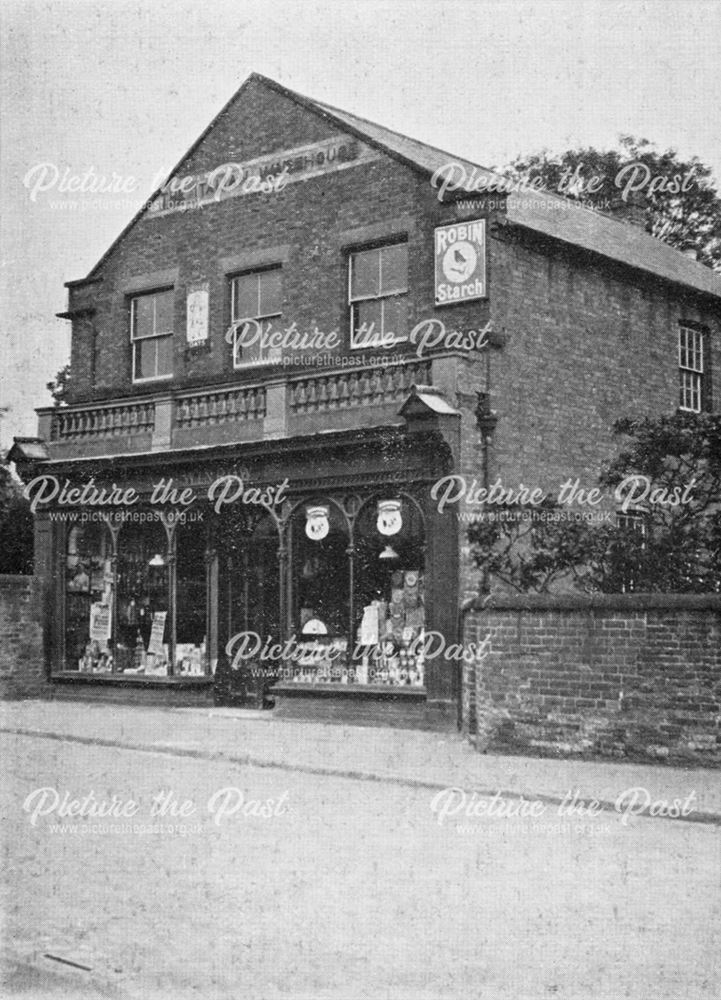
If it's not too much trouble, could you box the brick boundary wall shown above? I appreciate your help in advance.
[462,594,721,766]
[0,575,47,699]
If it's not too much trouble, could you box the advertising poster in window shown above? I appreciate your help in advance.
[88,601,112,643]
[147,610,168,655]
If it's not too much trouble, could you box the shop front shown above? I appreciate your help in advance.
[45,424,460,728]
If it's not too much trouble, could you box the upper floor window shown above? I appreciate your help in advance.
[678,325,705,413]
[131,289,174,382]
[231,268,282,368]
[349,242,408,349]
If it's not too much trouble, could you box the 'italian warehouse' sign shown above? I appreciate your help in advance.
[434,219,487,305]
[147,137,380,217]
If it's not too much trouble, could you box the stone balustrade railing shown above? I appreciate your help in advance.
[51,401,155,441]
[175,385,267,427]
[289,361,431,414]
[45,358,440,451]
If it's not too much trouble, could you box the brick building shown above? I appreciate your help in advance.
[10,74,721,730]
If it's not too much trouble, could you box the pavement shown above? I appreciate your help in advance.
[2,697,720,822]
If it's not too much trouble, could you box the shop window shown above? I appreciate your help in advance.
[64,522,114,672]
[285,495,426,687]
[349,242,408,349]
[352,497,426,686]
[175,521,209,675]
[678,325,705,412]
[289,501,350,680]
[115,520,170,674]
[231,267,282,367]
[130,288,174,382]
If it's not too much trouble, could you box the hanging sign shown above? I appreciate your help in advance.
[434,219,486,305]
[186,286,209,345]
[147,611,168,655]
[305,505,330,541]
[377,499,402,536]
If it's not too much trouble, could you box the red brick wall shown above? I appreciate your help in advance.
[65,79,494,404]
[0,575,46,699]
[488,228,721,490]
[463,594,721,765]
[451,222,721,599]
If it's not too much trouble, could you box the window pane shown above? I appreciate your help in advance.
[235,327,264,367]
[691,332,703,372]
[680,371,701,412]
[65,523,114,672]
[154,290,174,334]
[382,295,407,340]
[380,244,408,294]
[155,335,173,377]
[350,248,379,300]
[233,274,259,321]
[134,339,153,380]
[352,299,383,348]
[133,295,155,339]
[259,269,282,316]
[116,521,169,673]
[679,330,688,368]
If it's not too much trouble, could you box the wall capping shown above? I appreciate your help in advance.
[466,592,721,612]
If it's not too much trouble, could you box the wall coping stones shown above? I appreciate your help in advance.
[464,592,721,612]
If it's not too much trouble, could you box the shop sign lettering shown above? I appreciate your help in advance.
[146,137,379,217]
[434,219,487,305]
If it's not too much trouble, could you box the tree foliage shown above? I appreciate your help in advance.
[47,363,71,406]
[468,412,721,594]
[502,136,721,270]
[0,463,33,574]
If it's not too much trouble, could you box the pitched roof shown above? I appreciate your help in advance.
[76,73,721,301]
[301,85,721,301]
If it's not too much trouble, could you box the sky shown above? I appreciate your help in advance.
[1,0,720,450]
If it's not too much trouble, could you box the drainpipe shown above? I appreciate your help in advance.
[474,387,498,594]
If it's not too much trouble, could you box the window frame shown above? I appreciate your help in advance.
[678,324,705,413]
[130,287,175,384]
[230,266,283,369]
[348,240,409,350]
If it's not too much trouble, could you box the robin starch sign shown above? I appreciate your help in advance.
[434,219,487,305]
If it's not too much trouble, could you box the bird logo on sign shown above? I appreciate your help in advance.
[442,241,477,283]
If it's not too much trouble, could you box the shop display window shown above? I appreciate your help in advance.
[288,501,351,683]
[285,495,426,687]
[352,497,426,687]
[59,489,428,691]
[65,522,114,672]
[115,521,170,674]
[175,521,209,675]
